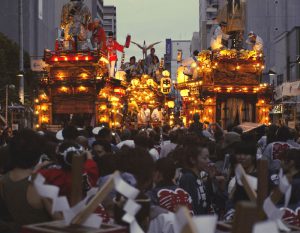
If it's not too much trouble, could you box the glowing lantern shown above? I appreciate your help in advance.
[162,70,170,77]
[34,98,39,103]
[110,96,119,102]
[191,62,197,68]
[100,57,109,64]
[131,79,140,86]
[100,105,107,111]
[41,116,49,123]
[115,71,126,81]
[35,124,40,128]
[147,79,155,87]
[85,56,89,61]
[78,86,87,92]
[35,110,39,115]
[160,77,171,94]
[75,56,79,61]
[80,73,88,79]
[177,66,187,84]
[41,104,48,111]
[180,89,189,97]
[54,57,58,62]
[60,86,69,93]
[64,57,68,61]
[167,101,175,109]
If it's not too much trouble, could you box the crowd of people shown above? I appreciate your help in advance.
[0,115,300,232]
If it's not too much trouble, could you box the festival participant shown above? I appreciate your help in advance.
[281,148,300,208]
[228,141,257,205]
[94,126,119,153]
[124,56,140,80]
[246,31,264,52]
[106,32,124,78]
[188,113,203,138]
[38,141,98,201]
[151,105,163,123]
[179,143,214,215]
[56,125,79,142]
[148,55,160,78]
[87,17,106,51]
[263,126,294,172]
[138,103,151,126]
[160,130,178,158]
[210,21,230,50]
[257,124,279,159]
[92,140,112,159]
[145,48,156,73]
[76,135,89,150]
[148,158,193,213]
[0,129,54,231]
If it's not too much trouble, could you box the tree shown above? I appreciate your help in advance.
[0,32,36,107]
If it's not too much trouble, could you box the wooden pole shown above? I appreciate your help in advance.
[256,159,269,220]
[232,202,258,233]
[71,171,119,226]
[70,154,85,207]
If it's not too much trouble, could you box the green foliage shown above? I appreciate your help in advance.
[0,32,36,106]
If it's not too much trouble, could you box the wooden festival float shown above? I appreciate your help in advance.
[175,49,272,128]
[124,71,174,127]
[34,48,114,128]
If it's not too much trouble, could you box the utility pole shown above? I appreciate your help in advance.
[19,0,24,105]
[5,85,8,125]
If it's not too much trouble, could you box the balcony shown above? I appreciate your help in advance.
[206,5,218,13]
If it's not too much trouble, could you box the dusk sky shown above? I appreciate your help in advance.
[105,0,199,61]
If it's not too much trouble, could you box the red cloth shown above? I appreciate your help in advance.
[38,159,99,201]
[107,39,124,62]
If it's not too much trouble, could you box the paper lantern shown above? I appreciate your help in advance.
[162,70,170,77]
[180,89,189,97]
[160,77,171,94]
[177,66,187,84]
[115,71,126,81]
[167,101,175,109]
[131,79,140,86]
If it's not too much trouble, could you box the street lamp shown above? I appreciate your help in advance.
[5,84,15,125]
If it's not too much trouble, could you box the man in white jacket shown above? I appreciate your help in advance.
[246,31,264,52]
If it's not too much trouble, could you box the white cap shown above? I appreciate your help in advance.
[56,129,64,141]
[92,126,105,135]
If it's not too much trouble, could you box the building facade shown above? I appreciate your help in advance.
[103,5,117,37]
[0,0,115,57]
[199,0,225,50]
[164,40,191,80]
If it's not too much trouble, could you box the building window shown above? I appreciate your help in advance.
[277,74,283,85]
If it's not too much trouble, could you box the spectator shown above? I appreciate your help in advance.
[179,144,214,215]
[281,148,300,208]
[263,126,293,172]
[0,129,53,231]
[92,140,112,159]
[188,113,203,138]
[148,158,193,213]
[228,141,257,205]
[38,142,98,201]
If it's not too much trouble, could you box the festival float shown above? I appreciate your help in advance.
[34,0,130,129]
[175,0,272,128]
[176,49,272,128]
[124,71,174,127]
